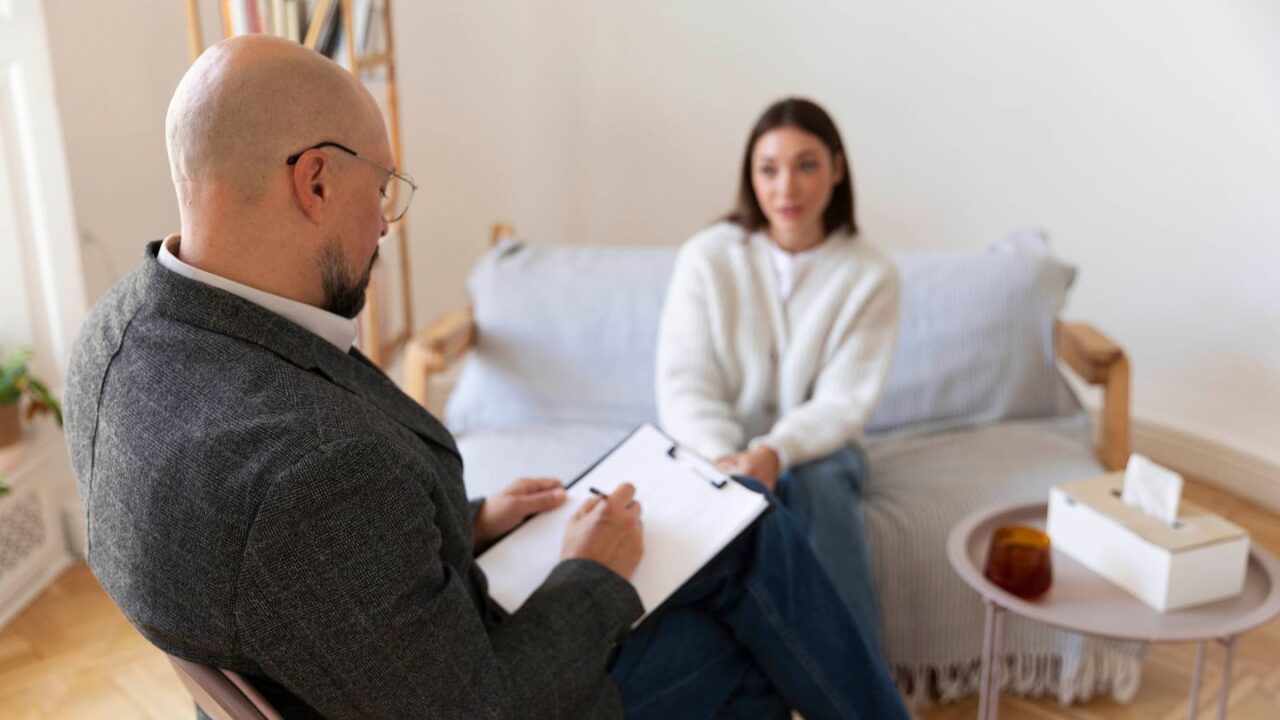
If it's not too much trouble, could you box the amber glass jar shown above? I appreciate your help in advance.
[983,525,1053,600]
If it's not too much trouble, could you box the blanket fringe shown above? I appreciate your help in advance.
[894,648,1143,707]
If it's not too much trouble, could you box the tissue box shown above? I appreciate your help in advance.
[1047,473,1249,612]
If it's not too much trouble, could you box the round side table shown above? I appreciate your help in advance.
[947,501,1280,720]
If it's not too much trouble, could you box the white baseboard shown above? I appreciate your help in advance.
[1130,417,1280,515]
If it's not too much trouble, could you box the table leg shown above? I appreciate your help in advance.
[979,601,995,720]
[988,607,1005,720]
[1216,636,1237,720]
[1188,640,1206,720]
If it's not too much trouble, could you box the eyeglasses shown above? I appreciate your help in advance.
[286,141,417,223]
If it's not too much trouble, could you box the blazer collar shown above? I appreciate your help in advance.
[137,241,459,459]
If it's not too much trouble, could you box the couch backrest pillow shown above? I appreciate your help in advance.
[864,229,1080,434]
[445,229,1080,437]
[444,238,677,434]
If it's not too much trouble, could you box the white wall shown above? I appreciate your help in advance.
[4,0,86,373]
[43,1,1280,497]
[4,0,90,561]
[396,0,1280,490]
[41,0,187,303]
[0,2,35,353]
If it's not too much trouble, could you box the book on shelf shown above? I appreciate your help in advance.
[221,0,304,42]
[284,0,304,43]
[353,0,376,56]
[332,19,349,69]
[210,1,380,78]
[244,0,263,33]
[314,1,343,59]
[227,0,248,35]
[268,0,288,39]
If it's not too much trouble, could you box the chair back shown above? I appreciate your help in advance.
[167,654,284,720]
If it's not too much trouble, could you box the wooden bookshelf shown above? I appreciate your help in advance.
[183,0,413,367]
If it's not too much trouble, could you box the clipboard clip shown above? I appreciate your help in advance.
[667,445,730,489]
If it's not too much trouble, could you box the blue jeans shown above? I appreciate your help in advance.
[775,446,883,649]
[609,478,907,720]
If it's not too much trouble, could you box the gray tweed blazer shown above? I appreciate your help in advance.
[64,242,643,719]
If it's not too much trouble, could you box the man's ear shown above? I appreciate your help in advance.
[832,151,846,186]
[291,151,330,221]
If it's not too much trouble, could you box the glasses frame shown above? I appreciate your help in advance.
[286,141,417,223]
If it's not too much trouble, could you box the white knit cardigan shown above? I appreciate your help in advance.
[655,222,901,469]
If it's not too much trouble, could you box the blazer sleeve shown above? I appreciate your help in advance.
[655,243,744,461]
[235,437,642,719]
[758,264,901,468]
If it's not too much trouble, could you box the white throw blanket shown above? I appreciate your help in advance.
[863,412,1145,705]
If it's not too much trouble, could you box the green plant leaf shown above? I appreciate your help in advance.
[0,348,61,426]
[0,347,33,392]
[26,378,63,427]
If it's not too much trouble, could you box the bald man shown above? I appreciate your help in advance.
[65,36,906,720]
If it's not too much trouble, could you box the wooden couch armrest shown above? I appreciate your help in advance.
[1056,321,1130,471]
[404,307,476,407]
[404,223,514,408]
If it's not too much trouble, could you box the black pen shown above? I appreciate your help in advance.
[590,486,637,508]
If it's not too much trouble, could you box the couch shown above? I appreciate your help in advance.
[404,224,1144,707]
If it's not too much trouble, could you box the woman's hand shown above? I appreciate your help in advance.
[474,477,567,548]
[716,445,782,492]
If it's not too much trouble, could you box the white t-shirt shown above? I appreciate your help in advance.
[766,238,823,303]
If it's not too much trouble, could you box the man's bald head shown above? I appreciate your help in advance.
[163,35,394,318]
[166,35,384,202]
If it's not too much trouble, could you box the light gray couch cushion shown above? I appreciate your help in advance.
[445,239,675,436]
[446,230,1080,438]
[864,229,1080,434]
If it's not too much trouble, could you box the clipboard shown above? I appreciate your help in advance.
[561,424,731,491]
[476,423,770,625]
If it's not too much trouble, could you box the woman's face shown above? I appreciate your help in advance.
[750,126,843,250]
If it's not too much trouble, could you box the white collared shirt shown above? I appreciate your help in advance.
[157,234,358,351]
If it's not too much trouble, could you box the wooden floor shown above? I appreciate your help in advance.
[0,480,1276,719]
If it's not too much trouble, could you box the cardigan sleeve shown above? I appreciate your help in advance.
[655,242,744,461]
[759,264,901,468]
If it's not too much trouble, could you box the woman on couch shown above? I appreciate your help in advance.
[656,97,900,643]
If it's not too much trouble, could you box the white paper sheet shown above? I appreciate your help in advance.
[476,424,769,624]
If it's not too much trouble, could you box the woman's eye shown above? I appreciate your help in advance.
[799,161,819,172]
[758,166,776,177]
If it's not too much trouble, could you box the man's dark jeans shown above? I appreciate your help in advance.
[610,478,908,720]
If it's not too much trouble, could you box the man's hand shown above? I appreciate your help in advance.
[716,445,782,492]
[561,483,644,580]
[474,477,567,548]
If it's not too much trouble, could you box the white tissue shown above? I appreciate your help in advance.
[1122,454,1183,525]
